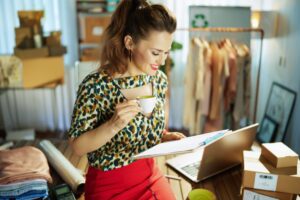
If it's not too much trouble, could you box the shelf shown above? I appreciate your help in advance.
[79,43,100,48]
[76,0,114,62]
[77,12,112,16]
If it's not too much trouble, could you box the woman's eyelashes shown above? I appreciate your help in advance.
[151,51,170,56]
[152,52,160,56]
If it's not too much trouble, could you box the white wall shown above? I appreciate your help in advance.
[256,0,300,153]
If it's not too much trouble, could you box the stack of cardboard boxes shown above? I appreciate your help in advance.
[78,13,111,61]
[14,11,67,59]
[242,142,300,200]
[77,1,120,61]
[46,31,67,57]
[12,11,66,88]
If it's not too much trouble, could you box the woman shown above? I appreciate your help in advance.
[68,0,185,199]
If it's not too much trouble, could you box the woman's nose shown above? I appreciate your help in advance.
[157,54,167,66]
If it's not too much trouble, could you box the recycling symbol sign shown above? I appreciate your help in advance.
[192,14,209,28]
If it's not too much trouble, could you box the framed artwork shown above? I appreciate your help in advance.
[257,115,278,143]
[264,82,297,142]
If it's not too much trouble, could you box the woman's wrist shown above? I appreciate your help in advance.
[104,120,119,135]
[162,129,168,135]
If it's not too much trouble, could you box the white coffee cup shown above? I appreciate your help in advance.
[137,96,156,114]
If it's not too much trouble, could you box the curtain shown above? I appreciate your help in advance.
[0,69,76,132]
[0,0,78,132]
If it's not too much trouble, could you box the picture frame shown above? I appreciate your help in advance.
[264,82,297,142]
[257,115,278,143]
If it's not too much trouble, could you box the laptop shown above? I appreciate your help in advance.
[166,123,259,182]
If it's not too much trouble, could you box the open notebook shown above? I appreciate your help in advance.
[133,130,228,159]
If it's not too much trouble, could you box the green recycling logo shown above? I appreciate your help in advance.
[192,14,209,28]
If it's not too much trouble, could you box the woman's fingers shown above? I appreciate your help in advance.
[116,109,140,123]
[115,100,141,115]
[116,104,141,115]
[114,111,139,129]
[116,100,139,109]
[174,132,186,139]
[162,132,186,142]
[110,100,142,132]
[168,132,185,140]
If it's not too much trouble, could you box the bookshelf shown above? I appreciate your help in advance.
[76,0,119,61]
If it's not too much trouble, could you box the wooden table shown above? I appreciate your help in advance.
[156,155,243,200]
[6,140,300,200]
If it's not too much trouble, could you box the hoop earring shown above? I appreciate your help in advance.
[129,50,132,62]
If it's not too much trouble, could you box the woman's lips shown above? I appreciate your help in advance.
[151,64,159,70]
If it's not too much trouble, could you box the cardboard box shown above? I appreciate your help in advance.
[14,47,49,59]
[15,27,32,38]
[18,10,43,30]
[242,151,300,194]
[22,56,64,88]
[243,188,295,200]
[16,38,34,49]
[262,142,299,168]
[80,47,100,61]
[45,35,61,47]
[80,15,111,43]
[15,27,34,48]
[259,156,298,175]
[15,27,32,42]
[48,46,67,56]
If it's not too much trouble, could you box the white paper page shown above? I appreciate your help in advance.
[243,190,278,200]
[134,130,228,159]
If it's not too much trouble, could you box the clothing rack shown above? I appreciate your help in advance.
[176,27,264,123]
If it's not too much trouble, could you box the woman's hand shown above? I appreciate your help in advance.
[161,131,186,142]
[108,100,141,133]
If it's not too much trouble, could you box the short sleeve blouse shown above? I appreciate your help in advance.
[68,69,168,171]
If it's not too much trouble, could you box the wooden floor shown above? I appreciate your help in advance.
[6,140,300,200]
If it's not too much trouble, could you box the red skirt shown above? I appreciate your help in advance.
[84,158,176,200]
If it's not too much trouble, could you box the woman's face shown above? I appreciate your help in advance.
[132,31,173,76]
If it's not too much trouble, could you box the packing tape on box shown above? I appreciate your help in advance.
[39,140,85,193]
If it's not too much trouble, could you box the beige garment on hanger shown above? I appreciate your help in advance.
[199,40,212,116]
[193,38,206,134]
[233,44,251,128]
[194,39,214,134]
[183,40,198,133]
[209,42,225,120]
[224,44,237,112]
[183,38,209,134]
[204,42,229,132]
[194,38,205,101]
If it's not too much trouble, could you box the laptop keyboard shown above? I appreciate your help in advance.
[181,162,200,178]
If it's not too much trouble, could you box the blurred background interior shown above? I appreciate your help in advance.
[0,0,299,155]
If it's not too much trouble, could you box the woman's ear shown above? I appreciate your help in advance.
[124,35,134,50]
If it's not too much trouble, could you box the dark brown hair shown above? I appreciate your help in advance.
[100,0,177,75]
